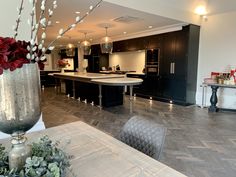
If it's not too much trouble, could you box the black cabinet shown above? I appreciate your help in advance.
[86,44,109,73]
[127,25,200,105]
[160,25,200,104]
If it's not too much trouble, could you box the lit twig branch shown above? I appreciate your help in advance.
[13,0,24,39]
[42,0,103,58]
[33,0,48,42]
[38,0,57,60]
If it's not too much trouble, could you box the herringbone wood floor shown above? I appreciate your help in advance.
[42,87,236,177]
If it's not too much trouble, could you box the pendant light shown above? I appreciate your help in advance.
[100,27,113,54]
[80,32,91,55]
[66,37,75,57]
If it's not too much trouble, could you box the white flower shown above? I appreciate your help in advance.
[41,4,45,11]
[47,21,52,26]
[53,4,57,9]
[57,35,61,39]
[35,24,39,29]
[32,46,37,52]
[26,53,31,60]
[30,39,35,45]
[41,40,45,44]
[53,0,57,5]
[42,47,46,53]
[40,18,46,27]
[48,9,53,16]
[40,55,46,61]
[35,57,39,62]
[31,54,35,60]
[38,44,43,49]
[27,45,31,51]
[89,6,93,10]
[71,24,76,28]
[59,28,64,35]
[48,46,55,50]
[75,16,80,22]
[41,32,46,39]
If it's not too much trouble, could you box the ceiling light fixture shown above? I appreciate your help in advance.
[123,31,127,34]
[100,26,113,54]
[75,11,80,14]
[148,25,153,29]
[80,32,91,55]
[66,37,75,57]
[194,0,208,15]
[55,21,60,24]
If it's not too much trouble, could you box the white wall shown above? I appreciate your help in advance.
[109,51,145,73]
[196,11,236,108]
[0,1,32,40]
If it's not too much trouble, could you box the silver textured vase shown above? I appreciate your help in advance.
[0,63,41,170]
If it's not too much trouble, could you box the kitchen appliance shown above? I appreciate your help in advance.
[146,49,160,75]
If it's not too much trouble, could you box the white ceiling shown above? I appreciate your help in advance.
[38,0,236,47]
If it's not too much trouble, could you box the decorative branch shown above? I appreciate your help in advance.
[13,0,24,39]
[41,0,103,59]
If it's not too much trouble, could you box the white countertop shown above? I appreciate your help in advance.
[91,77,143,86]
[53,72,125,80]
[126,72,146,75]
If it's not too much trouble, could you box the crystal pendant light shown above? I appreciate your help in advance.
[100,27,113,54]
[80,33,91,55]
[66,37,75,57]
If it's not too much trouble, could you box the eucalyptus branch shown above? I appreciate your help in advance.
[42,0,103,58]
[13,0,24,39]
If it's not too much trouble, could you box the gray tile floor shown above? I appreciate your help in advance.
[42,87,236,177]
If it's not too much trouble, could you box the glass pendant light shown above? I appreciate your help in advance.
[66,37,75,57]
[80,32,91,55]
[100,27,113,54]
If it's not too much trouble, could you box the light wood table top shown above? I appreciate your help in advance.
[0,121,187,177]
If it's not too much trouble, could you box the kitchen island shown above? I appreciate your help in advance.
[52,72,143,107]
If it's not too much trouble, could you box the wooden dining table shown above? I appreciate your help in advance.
[0,121,187,177]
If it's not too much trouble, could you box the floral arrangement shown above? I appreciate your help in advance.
[0,0,103,75]
[0,136,74,177]
[58,59,70,68]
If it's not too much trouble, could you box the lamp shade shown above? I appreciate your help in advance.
[66,43,75,57]
[100,27,113,54]
[80,40,91,55]
[80,32,91,55]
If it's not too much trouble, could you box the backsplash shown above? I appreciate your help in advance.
[109,50,145,73]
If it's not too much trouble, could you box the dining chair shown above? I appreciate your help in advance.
[119,116,166,160]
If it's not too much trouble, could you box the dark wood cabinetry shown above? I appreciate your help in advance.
[86,44,109,73]
[90,24,200,105]
[127,25,199,105]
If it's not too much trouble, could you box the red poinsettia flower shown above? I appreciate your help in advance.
[0,37,44,74]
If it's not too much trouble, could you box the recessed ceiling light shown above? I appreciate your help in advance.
[148,25,153,29]
[123,31,127,34]
[75,11,80,14]
[55,21,60,24]
[90,38,93,41]
[195,5,207,15]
